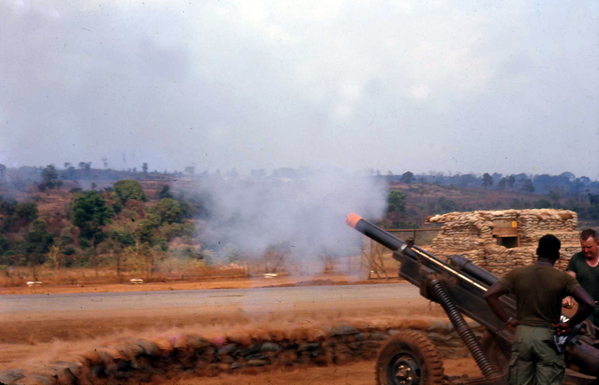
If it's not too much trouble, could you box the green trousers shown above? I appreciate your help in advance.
[509,325,565,385]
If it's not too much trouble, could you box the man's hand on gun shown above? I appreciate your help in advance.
[505,318,519,332]
[553,321,573,336]
[562,296,574,309]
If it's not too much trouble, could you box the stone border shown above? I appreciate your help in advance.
[0,320,482,385]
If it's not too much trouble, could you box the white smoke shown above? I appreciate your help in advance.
[189,171,388,263]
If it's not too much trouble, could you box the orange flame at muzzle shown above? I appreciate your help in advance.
[345,213,362,229]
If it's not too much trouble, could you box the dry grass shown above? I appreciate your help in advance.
[0,264,249,287]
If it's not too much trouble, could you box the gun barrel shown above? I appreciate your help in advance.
[449,255,499,286]
[346,213,488,291]
[346,213,413,256]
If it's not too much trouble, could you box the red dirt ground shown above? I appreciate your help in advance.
[0,279,480,384]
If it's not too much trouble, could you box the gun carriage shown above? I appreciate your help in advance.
[346,213,599,385]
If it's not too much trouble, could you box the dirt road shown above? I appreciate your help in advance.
[0,283,479,383]
[1,283,420,315]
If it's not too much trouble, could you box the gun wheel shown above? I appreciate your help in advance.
[375,331,444,385]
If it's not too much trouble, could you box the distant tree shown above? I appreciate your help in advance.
[387,190,407,215]
[459,174,476,187]
[178,198,193,219]
[482,173,493,188]
[24,220,53,267]
[72,191,113,276]
[113,180,147,204]
[101,157,109,169]
[40,165,59,189]
[559,171,576,182]
[513,173,526,180]
[64,162,71,169]
[521,178,535,193]
[578,176,591,185]
[401,171,414,184]
[507,175,516,189]
[0,164,6,173]
[136,213,162,245]
[0,195,16,215]
[91,182,97,191]
[142,163,148,174]
[157,185,173,200]
[153,198,184,224]
[65,166,76,179]
[497,177,507,191]
[15,202,38,222]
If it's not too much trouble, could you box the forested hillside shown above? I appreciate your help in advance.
[1,164,598,279]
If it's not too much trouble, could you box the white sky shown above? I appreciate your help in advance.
[1,0,598,177]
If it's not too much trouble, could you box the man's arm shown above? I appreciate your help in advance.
[554,286,595,334]
[483,281,518,328]
[562,271,577,309]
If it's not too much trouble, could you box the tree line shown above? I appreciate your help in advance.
[0,180,199,280]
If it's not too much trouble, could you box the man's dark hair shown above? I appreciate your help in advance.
[537,234,561,261]
[580,229,598,242]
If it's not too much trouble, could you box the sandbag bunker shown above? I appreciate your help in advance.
[0,319,482,385]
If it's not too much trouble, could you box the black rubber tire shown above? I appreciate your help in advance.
[480,331,510,376]
[375,331,445,385]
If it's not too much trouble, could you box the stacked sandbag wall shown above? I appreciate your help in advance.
[0,320,484,385]
[426,209,580,276]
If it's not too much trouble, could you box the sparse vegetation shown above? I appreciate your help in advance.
[0,165,598,286]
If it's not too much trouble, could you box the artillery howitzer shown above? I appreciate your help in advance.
[346,213,599,385]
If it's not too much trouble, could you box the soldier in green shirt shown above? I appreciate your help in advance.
[484,234,594,385]
[563,229,599,333]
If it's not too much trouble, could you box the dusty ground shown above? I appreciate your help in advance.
[0,279,481,384]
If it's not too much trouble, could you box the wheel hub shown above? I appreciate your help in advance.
[390,355,420,385]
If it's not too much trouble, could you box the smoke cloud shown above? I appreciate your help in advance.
[185,171,387,264]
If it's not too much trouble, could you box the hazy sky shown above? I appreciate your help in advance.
[1,0,598,177]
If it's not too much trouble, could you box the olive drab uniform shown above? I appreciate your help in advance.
[566,252,599,329]
[498,265,579,385]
